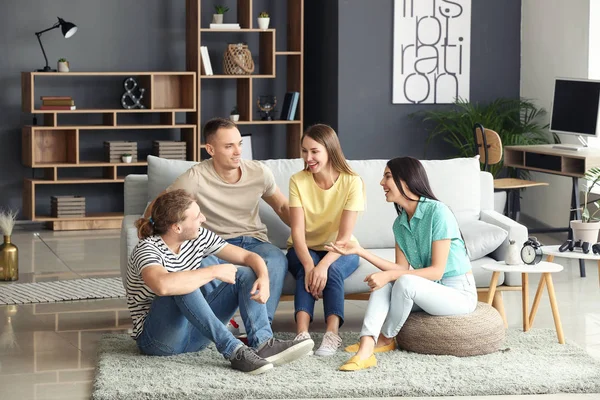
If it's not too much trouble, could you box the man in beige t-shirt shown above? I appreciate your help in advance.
[165,118,290,322]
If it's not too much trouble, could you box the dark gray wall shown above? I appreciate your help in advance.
[305,0,522,160]
[0,0,290,218]
[1,0,521,219]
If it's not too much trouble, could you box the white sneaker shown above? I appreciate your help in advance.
[295,332,313,355]
[314,332,342,357]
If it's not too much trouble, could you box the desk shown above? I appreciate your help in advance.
[504,144,600,277]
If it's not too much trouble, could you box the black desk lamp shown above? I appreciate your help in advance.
[35,17,77,72]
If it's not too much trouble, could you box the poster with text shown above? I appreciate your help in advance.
[393,0,471,104]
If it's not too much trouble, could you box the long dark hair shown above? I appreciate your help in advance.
[388,157,469,256]
[386,157,438,216]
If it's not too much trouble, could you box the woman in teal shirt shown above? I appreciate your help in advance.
[326,157,477,371]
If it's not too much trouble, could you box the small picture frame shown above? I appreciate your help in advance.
[241,134,253,160]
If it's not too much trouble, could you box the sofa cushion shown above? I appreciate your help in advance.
[147,155,199,201]
[461,220,508,260]
[259,159,304,249]
[420,157,481,224]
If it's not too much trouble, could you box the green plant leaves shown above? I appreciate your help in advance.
[414,98,559,179]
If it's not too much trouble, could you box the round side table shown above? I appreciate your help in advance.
[482,261,565,344]
[542,244,600,286]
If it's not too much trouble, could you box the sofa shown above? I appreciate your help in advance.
[120,155,528,299]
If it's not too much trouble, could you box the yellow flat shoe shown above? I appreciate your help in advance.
[339,354,377,371]
[344,340,397,353]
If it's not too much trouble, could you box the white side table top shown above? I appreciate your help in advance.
[542,245,600,260]
[482,261,564,274]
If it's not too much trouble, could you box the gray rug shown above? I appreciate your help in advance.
[0,277,125,305]
[92,330,600,399]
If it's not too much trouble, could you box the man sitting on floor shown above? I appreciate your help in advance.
[127,189,313,374]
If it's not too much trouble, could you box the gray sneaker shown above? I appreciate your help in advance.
[230,346,273,375]
[255,337,314,366]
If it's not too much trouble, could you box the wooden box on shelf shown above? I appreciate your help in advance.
[153,140,187,160]
[51,196,86,218]
[104,141,138,163]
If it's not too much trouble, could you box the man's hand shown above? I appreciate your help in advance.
[364,271,394,292]
[210,263,237,284]
[250,276,270,304]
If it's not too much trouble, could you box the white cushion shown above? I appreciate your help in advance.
[461,220,508,260]
[421,157,481,224]
[147,155,198,201]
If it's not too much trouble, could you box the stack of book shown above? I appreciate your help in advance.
[51,196,86,218]
[104,141,138,163]
[40,96,76,110]
[153,141,187,160]
[209,23,240,29]
[279,92,300,120]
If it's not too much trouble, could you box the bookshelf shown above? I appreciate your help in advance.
[186,0,304,159]
[21,71,198,231]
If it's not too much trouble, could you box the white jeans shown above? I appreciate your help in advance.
[360,272,478,341]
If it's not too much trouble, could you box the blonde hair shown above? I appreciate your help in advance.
[135,190,195,239]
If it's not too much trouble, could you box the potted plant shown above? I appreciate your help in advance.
[570,167,600,243]
[57,58,69,72]
[257,11,270,30]
[121,153,133,163]
[213,5,229,24]
[230,105,240,122]
[415,98,559,180]
[0,208,19,281]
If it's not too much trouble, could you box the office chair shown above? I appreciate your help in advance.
[473,123,549,220]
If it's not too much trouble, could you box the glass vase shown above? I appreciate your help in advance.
[0,235,18,281]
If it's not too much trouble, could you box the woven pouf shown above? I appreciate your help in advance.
[395,302,505,357]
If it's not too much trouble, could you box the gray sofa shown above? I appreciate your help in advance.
[120,156,527,297]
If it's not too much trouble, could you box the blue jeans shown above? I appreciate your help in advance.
[287,248,359,327]
[201,236,286,322]
[136,266,272,359]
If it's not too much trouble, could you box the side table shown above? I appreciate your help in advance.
[482,261,565,344]
[542,245,600,286]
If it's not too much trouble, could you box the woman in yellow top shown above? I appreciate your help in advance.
[287,124,365,356]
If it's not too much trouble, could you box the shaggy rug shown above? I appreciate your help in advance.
[0,278,125,305]
[92,329,600,399]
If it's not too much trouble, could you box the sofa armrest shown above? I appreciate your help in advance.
[124,175,149,216]
[479,210,528,261]
[120,214,142,289]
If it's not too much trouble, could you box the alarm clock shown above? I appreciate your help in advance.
[521,237,543,265]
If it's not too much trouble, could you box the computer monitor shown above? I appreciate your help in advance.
[550,77,600,150]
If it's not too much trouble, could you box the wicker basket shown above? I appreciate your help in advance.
[395,302,506,356]
[223,43,255,75]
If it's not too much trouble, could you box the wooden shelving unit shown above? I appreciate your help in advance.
[186,0,304,159]
[21,71,197,231]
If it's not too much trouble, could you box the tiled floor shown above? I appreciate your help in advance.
[0,226,599,400]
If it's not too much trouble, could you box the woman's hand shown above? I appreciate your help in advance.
[324,241,363,257]
[310,264,329,299]
[364,271,394,291]
[303,264,315,294]
[250,276,270,304]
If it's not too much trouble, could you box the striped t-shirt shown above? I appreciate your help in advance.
[126,228,227,339]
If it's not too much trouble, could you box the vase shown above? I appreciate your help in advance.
[57,61,70,72]
[230,114,240,122]
[122,155,133,163]
[212,14,223,24]
[257,17,270,30]
[570,220,600,244]
[504,240,521,265]
[0,235,18,281]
